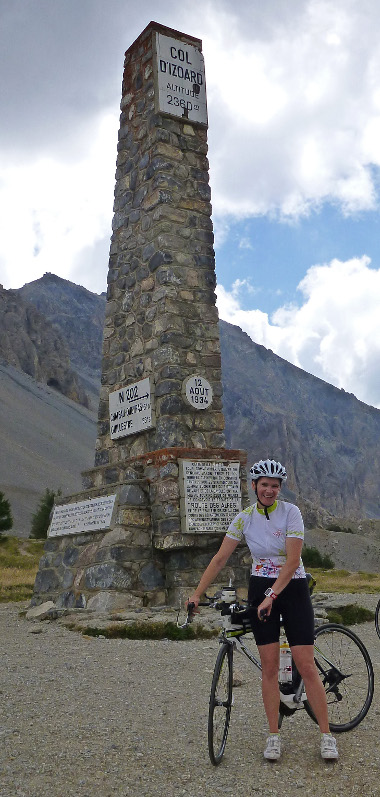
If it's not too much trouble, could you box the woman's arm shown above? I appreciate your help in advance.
[257,537,303,618]
[187,536,239,610]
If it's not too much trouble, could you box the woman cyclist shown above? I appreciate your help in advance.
[187,458,338,761]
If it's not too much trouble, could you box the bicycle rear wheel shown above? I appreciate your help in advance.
[208,642,233,765]
[305,623,374,732]
[374,598,380,639]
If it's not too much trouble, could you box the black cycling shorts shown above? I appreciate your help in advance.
[248,576,315,647]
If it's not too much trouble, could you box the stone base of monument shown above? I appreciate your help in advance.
[31,447,249,611]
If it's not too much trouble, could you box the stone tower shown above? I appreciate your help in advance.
[33,22,247,612]
[95,21,225,462]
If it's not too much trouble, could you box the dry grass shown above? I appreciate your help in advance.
[1,567,37,587]
[0,536,44,602]
[310,568,380,594]
[1,538,380,604]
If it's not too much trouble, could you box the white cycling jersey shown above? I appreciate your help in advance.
[226,500,306,579]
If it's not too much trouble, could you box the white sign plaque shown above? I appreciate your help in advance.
[48,494,116,537]
[183,375,213,410]
[179,460,242,533]
[109,377,155,439]
[155,32,208,126]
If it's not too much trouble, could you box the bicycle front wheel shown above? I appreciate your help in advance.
[374,598,380,639]
[305,623,374,732]
[208,642,233,765]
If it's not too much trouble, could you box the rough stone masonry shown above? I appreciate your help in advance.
[32,21,248,612]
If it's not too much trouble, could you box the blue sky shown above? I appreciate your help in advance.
[216,204,380,316]
[1,0,380,408]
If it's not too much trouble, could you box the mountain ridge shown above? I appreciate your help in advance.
[1,272,379,531]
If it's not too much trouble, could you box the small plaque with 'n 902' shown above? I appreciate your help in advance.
[109,377,155,439]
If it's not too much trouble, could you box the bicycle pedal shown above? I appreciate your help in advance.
[280,691,306,708]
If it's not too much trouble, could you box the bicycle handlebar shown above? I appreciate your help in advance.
[176,593,251,629]
[178,574,316,629]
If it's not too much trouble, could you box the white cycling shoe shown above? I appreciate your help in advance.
[264,735,281,760]
[320,734,339,760]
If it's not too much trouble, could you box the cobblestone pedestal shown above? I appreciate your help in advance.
[33,446,248,609]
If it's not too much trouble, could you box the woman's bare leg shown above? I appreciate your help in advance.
[291,645,330,733]
[258,642,281,733]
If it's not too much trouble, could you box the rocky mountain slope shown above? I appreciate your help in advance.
[0,285,88,406]
[219,321,380,520]
[18,274,105,409]
[2,272,380,537]
[0,362,96,536]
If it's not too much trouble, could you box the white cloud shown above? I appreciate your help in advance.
[1,0,380,300]
[0,114,118,292]
[217,256,380,408]
[231,278,257,297]
[203,0,380,224]
[238,237,253,251]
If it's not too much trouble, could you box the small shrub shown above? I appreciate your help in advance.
[29,488,61,539]
[303,546,334,570]
[327,523,353,534]
[0,492,13,535]
[79,621,218,641]
[326,604,375,625]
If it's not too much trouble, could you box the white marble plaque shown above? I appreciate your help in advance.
[48,495,116,537]
[183,375,213,410]
[155,33,208,126]
[179,460,242,533]
[109,377,155,439]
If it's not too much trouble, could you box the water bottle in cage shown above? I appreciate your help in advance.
[279,641,292,683]
[220,586,237,603]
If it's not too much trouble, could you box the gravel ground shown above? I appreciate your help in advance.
[1,599,380,797]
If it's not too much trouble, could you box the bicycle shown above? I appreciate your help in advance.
[179,582,374,766]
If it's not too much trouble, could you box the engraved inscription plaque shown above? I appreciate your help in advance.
[179,460,241,534]
[48,495,117,537]
[155,32,208,126]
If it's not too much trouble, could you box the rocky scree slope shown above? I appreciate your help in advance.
[0,363,97,536]
[18,273,105,410]
[0,285,88,407]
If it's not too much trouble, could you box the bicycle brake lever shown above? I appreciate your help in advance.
[176,601,196,629]
[187,601,195,616]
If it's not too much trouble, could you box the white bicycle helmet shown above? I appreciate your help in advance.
[250,459,287,482]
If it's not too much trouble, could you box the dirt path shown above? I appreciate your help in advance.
[1,602,380,797]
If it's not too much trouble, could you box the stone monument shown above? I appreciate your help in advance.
[33,22,248,612]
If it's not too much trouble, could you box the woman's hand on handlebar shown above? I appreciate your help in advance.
[186,594,200,615]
